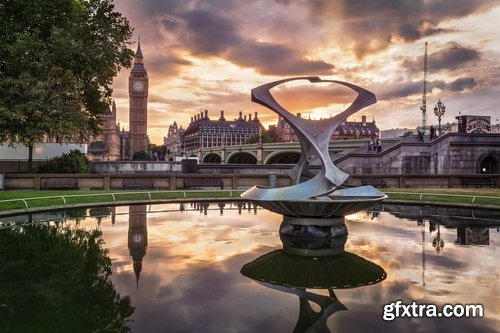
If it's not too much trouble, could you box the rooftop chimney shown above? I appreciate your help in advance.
[219,110,225,121]
[254,112,259,120]
[238,111,243,120]
[249,113,252,121]
[362,115,366,125]
[297,113,301,118]
[204,110,208,119]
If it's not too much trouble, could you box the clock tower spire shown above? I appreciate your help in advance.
[129,38,149,158]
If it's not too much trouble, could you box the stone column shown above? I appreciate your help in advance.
[256,144,263,164]
[221,148,226,164]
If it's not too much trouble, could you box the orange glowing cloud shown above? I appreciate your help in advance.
[111,0,500,144]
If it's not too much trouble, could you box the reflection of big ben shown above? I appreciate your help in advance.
[128,205,148,288]
[129,38,148,157]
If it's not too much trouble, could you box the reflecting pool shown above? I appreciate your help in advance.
[0,202,499,333]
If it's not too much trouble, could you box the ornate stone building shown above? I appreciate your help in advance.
[164,121,184,160]
[275,114,379,142]
[88,101,121,161]
[182,110,263,153]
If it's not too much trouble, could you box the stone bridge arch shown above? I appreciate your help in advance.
[202,152,222,164]
[477,151,500,174]
[264,151,301,164]
[226,151,257,164]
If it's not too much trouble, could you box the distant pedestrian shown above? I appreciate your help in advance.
[368,137,375,152]
[429,126,436,141]
[417,129,424,142]
[376,139,382,153]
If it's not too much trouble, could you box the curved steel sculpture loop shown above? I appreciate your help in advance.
[242,77,377,202]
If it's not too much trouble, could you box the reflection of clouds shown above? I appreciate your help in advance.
[93,205,499,332]
[114,250,297,333]
[345,210,499,328]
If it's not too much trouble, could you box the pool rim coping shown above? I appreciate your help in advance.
[1,197,499,219]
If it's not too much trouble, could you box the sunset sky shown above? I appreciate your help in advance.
[111,0,500,144]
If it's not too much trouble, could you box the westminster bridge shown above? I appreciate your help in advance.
[184,138,397,164]
[184,133,500,177]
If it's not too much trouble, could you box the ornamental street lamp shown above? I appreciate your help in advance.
[433,99,446,136]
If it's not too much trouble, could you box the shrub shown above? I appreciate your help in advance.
[132,150,150,161]
[37,150,90,173]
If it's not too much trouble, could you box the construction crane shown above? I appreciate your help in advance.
[420,42,428,135]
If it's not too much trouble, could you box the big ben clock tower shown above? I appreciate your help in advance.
[129,39,149,158]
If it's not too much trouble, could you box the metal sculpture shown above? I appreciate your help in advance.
[241,77,386,219]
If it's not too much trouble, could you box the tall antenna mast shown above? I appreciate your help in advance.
[420,42,428,134]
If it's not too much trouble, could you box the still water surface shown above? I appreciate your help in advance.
[0,202,498,333]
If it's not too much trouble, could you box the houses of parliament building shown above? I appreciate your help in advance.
[88,40,149,161]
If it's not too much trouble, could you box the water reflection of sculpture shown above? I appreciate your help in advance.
[241,231,386,333]
[242,77,386,238]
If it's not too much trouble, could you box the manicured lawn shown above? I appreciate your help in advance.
[0,189,244,212]
[0,188,499,213]
[384,188,500,207]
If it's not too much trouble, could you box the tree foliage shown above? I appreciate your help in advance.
[245,132,275,144]
[37,149,90,173]
[148,143,167,160]
[132,150,150,161]
[0,223,134,332]
[0,0,134,166]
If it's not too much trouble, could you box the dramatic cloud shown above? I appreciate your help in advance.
[429,44,481,71]
[171,9,334,75]
[110,0,500,143]
[327,0,496,59]
[177,9,240,56]
[376,80,446,100]
[402,43,481,73]
[448,77,477,92]
[227,42,334,75]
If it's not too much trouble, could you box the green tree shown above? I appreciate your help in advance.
[132,150,150,161]
[0,0,134,171]
[245,132,275,144]
[0,223,134,332]
[148,143,167,160]
[38,149,90,173]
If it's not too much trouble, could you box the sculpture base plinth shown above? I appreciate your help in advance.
[279,216,348,239]
[279,217,348,256]
[283,215,345,226]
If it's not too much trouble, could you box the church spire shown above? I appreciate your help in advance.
[135,36,143,63]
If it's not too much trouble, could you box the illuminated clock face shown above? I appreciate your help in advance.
[133,80,144,91]
[132,234,143,243]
